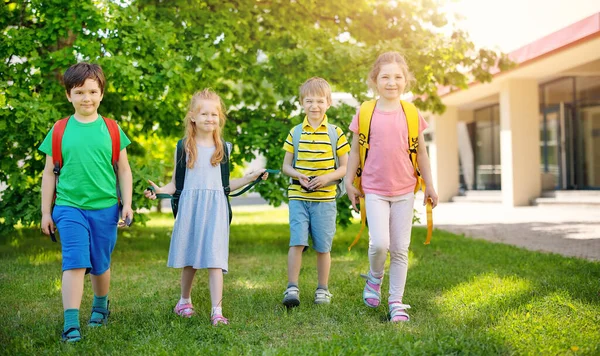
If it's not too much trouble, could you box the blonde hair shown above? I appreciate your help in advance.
[367,52,415,94]
[183,89,227,168]
[299,77,332,105]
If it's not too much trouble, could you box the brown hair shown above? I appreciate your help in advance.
[299,77,332,105]
[184,89,227,168]
[63,62,106,94]
[367,52,415,94]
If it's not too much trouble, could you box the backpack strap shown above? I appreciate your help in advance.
[50,117,70,209]
[51,117,70,176]
[103,117,121,167]
[103,117,122,207]
[326,124,339,169]
[291,123,303,168]
[400,101,423,193]
[400,100,432,245]
[220,139,232,223]
[171,139,187,218]
[348,100,376,250]
[327,124,345,197]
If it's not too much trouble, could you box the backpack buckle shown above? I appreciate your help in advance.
[53,165,60,176]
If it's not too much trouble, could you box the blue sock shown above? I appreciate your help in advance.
[63,309,81,339]
[287,283,298,289]
[90,294,108,324]
[317,285,328,291]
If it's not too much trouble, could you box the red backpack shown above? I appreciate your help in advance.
[51,116,121,202]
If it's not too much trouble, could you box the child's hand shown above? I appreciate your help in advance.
[295,173,311,191]
[245,169,269,182]
[346,184,363,212]
[41,213,55,236]
[119,205,134,227]
[306,175,329,191]
[144,180,160,200]
[424,186,438,208]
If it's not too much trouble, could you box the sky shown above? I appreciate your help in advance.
[443,0,600,52]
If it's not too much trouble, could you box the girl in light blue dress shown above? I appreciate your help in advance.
[145,89,267,325]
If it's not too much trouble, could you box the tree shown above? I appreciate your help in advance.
[0,0,509,233]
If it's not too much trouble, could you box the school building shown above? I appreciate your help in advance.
[427,12,600,205]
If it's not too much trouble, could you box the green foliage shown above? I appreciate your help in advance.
[1,212,599,354]
[0,0,509,232]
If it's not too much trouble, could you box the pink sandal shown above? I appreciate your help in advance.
[360,272,383,308]
[211,314,229,326]
[389,301,411,322]
[174,302,195,318]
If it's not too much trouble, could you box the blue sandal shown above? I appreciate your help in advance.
[88,300,110,327]
[61,327,82,342]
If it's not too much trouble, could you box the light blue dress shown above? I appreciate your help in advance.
[167,145,230,272]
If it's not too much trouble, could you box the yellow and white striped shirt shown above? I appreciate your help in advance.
[283,116,350,202]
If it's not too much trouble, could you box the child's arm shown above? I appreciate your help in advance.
[144,150,177,199]
[281,151,310,189]
[344,134,362,212]
[117,148,134,224]
[416,132,439,208]
[306,153,348,192]
[229,169,268,192]
[40,155,56,235]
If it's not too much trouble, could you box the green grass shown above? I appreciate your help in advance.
[1,208,599,355]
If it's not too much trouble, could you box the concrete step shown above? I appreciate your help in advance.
[532,191,600,206]
[451,190,502,203]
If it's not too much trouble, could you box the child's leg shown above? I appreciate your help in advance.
[52,205,94,341]
[90,269,110,296]
[174,267,196,317]
[287,246,304,285]
[388,193,415,321]
[365,194,392,277]
[63,269,86,309]
[89,269,111,326]
[311,201,336,304]
[87,204,118,326]
[62,268,85,341]
[180,266,197,299]
[362,194,392,307]
[208,268,223,308]
[316,252,331,288]
[388,193,415,302]
[208,268,228,325]
[310,201,336,290]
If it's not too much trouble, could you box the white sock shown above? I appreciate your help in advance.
[179,297,192,305]
[211,307,222,316]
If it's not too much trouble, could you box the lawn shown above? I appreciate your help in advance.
[1,206,599,355]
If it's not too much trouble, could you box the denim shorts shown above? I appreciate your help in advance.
[288,200,337,253]
[52,204,119,275]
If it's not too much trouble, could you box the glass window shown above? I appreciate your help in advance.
[474,105,501,190]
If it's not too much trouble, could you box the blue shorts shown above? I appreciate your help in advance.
[52,204,119,275]
[288,200,337,253]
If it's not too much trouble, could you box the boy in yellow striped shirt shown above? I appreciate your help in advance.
[281,77,350,307]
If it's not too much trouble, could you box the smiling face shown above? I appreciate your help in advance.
[66,78,103,120]
[302,94,331,122]
[192,99,222,133]
[375,62,407,101]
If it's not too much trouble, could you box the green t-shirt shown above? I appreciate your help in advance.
[39,115,131,210]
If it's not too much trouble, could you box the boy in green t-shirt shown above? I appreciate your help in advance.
[39,63,133,342]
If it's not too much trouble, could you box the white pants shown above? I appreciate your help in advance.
[365,192,414,302]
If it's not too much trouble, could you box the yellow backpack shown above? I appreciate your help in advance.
[348,100,433,250]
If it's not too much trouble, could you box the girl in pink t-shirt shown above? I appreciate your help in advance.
[345,52,439,322]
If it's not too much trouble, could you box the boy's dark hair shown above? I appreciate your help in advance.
[63,62,106,94]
